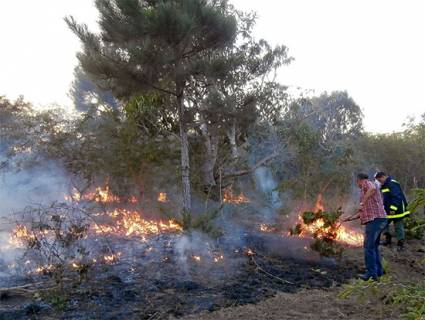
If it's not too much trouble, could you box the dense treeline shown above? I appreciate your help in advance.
[1,94,423,203]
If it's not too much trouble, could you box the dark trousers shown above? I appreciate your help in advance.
[364,218,388,278]
[383,218,405,241]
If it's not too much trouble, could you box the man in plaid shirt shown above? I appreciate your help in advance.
[343,173,387,281]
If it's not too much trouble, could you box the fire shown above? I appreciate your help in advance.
[245,248,255,256]
[335,225,364,246]
[35,265,55,274]
[6,185,183,272]
[259,224,276,233]
[158,192,168,203]
[294,195,364,247]
[92,209,182,239]
[314,193,325,212]
[103,252,121,264]
[9,225,37,248]
[213,254,224,263]
[65,186,182,240]
[65,186,137,204]
[223,187,250,204]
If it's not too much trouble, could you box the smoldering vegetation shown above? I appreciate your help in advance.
[0,140,362,319]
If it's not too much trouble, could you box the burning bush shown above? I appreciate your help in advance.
[290,208,346,257]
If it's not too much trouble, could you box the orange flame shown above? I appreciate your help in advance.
[314,193,325,212]
[295,195,364,247]
[157,192,168,203]
[92,209,182,239]
[213,254,224,263]
[223,187,250,204]
[259,224,275,233]
[9,225,38,248]
[103,252,121,264]
[65,186,137,204]
[245,248,255,256]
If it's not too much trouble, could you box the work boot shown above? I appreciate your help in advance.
[397,240,405,252]
[381,233,392,246]
[359,273,379,282]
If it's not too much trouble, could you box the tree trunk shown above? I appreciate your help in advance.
[227,120,238,161]
[177,91,191,214]
[200,122,219,191]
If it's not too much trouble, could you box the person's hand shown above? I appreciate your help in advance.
[340,216,350,222]
[358,202,364,211]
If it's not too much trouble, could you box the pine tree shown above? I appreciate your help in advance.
[66,0,237,214]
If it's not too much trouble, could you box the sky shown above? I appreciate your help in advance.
[0,0,424,133]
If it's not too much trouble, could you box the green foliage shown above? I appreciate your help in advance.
[340,277,425,320]
[65,0,237,99]
[289,223,303,236]
[44,289,69,312]
[356,115,425,191]
[190,207,224,238]
[301,209,342,228]
[405,189,425,239]
[301,211,316,224]
[408,189,425,213]
[125,94,178,137]
[276,92,362,202]
[172,206,224,238]
[310,238,344,257]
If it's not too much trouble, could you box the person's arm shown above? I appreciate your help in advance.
[342,211,360,222]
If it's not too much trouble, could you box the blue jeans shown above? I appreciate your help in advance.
[364,218,388,278]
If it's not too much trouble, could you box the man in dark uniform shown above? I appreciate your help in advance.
[375,172,410,251]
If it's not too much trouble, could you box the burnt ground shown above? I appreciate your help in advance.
[1,231,423,320]
[0,233,361,320]
[181,238,425,320]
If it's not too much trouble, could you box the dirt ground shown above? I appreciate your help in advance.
[180,239,425,320]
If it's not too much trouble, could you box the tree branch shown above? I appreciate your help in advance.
[223,151,279,179]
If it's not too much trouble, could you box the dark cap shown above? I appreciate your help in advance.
[374,172,387,179]
[357,173,369,180]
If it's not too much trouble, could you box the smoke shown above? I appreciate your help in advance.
[0,159,70,280]
[0,163,69,218]
[253,166,282,223]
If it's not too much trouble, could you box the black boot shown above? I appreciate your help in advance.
[381,233,392,246]
[397,240,405,252]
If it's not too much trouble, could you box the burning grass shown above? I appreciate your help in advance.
[1,232,360,319]
[3,185,182,278]
[0,188,364,319]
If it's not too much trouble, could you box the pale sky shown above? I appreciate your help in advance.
[0,0,424,132]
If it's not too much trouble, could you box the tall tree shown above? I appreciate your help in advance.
[66,0,237,214]
[276,91,363,202]
[187,11,292,191]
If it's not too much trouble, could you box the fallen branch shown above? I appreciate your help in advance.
[250,256,294,285]
[0,282,52,298]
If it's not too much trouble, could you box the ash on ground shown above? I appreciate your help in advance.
[0,231,359,320]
